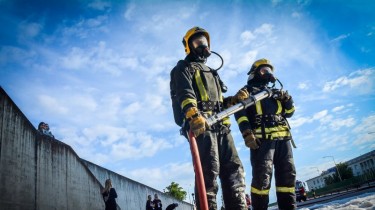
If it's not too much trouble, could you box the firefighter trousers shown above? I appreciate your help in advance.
[250,140,296,210]
[194,125,247,210]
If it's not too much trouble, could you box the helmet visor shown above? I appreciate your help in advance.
[191,34,209,49]
[258,66,273,76]
[258,66,276,83]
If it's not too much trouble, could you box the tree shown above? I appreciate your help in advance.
[324,175,335,185]
[165,182,187,201]
[324,163,354,185]
[336,162,354,180]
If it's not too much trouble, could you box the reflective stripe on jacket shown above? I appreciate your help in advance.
[177,60,230,125]
[235,87,295,140]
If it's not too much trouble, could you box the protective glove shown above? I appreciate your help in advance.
[186,107,207,137]
[230,88,249,105]
[275,90,291,102]
[242,129,261,149]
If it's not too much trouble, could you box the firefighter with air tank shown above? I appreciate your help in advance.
[234,59,297,210]
[170,26,248,210]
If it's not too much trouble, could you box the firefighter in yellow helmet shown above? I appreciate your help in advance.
[170,26,248,210]
[234,58,296,210]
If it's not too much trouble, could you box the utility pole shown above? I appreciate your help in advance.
[323,156,343,182]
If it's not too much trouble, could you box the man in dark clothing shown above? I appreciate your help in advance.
[166,203,178,210]
[170,26,248,210]
[146,194,154,210]
[234,58,296,210]
[153,194,162,210]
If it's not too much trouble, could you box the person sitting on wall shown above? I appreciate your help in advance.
[38,122,54,138]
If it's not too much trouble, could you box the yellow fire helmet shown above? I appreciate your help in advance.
[182,26,210,55]
[247,58,274,81]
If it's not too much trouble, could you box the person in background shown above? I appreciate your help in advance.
[245,194,252,210]
[101,179,118,210]
[166,203,178,210]
[311,189,316,199]
[153,194,162,210]
[38,122,54,138]
[146,195,154,210]
[234,58,296,210]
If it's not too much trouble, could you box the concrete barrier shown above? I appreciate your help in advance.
[0,87,193,210]
[82,160,193,210]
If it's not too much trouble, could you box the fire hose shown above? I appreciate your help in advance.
[188,87,276,210]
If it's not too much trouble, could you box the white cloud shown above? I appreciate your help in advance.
[271,0,283,7]
[352,114,375,146]
[240,31,256,46]
[328,117,356,131]
[288,116,311,128]
[88,0,111,11]
[125,162,194,192]
[313,110,328,120]
[332,105,345,112]
[239,23,274,48]
[353,114,375,134]
[18,21,43,39]
[254,24,274,35]
[61,15,109,39]
[316,135,349,151]
[0,46,35,64]
[330,34,350,43]
[60,42,139,75]
[124,3,136,20]
[237,50,258,70]
[38,95,69,114]
[297,82,309,90]
[112,132,173,159]
[322,68,375,94]
[289,110,329,128]
[292,12,302,18]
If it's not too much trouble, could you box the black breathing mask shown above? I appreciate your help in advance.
[190,34,211,60]
[257,66,276,84]
[194,45,211,59]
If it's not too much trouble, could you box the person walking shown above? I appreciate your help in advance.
[170,26,248,210]
[101,179,118,210]
[234,58,296,210]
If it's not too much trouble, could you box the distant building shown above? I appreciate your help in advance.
[347,150,375,176]
[306,150,375,190]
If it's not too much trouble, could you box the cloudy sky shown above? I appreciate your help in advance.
[1,0,374,205]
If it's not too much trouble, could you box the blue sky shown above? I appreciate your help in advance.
[1,0,375,205]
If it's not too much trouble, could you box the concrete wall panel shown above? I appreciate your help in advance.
[83,160,193,210]
[0,88,36,210]
[0,88,104,210]
[0,87,193,210]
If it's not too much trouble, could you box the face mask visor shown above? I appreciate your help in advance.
[191,34,211,58]
[258,66,276,83]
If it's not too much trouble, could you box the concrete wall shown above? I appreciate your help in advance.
[0,87,105,210]
[82,160,193,210]
[0,87,193,210]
